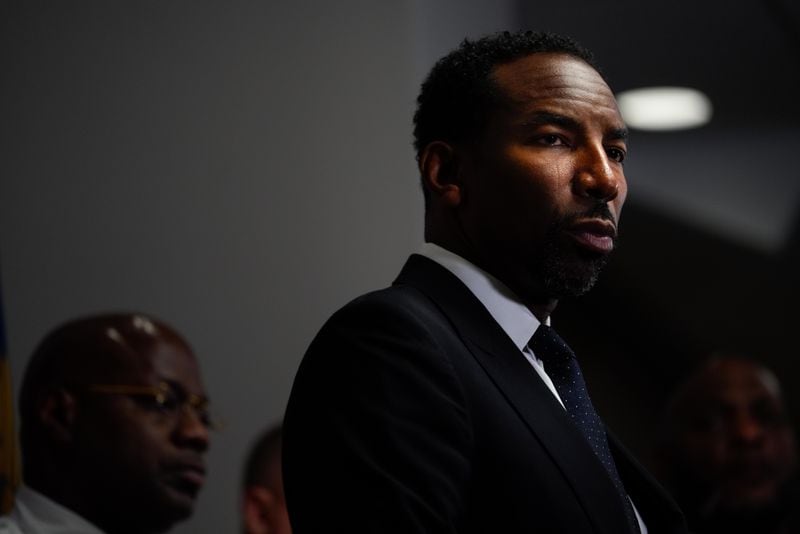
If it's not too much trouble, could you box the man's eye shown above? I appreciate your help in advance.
[752,400,787,428]
[690,415,724,434]
[607,147,626,163]
[538,134,564,146]
[197,410,213,428]
[154,392,181,412]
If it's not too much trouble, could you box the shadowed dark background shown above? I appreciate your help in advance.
[519,0,800,460]
[1,1,798,532]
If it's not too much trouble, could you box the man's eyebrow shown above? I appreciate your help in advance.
[609,127,629,141]
[520,112,579,129]
[520,112,629,141]
[162,378,209,400]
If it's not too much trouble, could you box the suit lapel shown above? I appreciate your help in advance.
[395,255,632,534]
[610,433,687,534]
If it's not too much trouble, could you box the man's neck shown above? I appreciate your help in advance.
[425,237,558,323]
[26,477,165,534]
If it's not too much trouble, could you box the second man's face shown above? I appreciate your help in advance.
[677,360,797,509]
[456,52,628,303]
[74,333,211,532]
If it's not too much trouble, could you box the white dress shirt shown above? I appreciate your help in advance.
[418,242,565,406]
[0,485,106,534]
[418,242,648,533]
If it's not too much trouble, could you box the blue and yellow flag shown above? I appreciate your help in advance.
[0,278,19,514]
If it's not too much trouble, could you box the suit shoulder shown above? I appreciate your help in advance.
[317,283,451,341]
[337,283,435,317]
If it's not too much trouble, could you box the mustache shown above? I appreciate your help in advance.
[563,202,617,228]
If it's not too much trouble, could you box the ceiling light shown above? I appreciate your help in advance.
[616,86,712,131]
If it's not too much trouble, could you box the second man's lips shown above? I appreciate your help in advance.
[168,461,206,491]
[566,219,617,254]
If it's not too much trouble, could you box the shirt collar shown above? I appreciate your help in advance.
[418,242,547,351]
[10,485,108,534]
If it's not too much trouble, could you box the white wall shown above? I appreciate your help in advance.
[0,1,518,532]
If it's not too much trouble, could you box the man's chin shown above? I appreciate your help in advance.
[719,484,783,512]
[118,492,193,534]
[701,492,790,533]
[541,256,607,298]
[155,482,199,523]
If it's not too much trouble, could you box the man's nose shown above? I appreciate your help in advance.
[572,145,621,203]
[730,413,765,446]
[174,406,211,452]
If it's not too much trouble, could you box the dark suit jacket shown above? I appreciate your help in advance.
[284,254,686,533]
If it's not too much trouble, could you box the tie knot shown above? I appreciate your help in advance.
[528,325,575,366]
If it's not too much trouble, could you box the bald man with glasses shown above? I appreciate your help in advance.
[0,313,212,534]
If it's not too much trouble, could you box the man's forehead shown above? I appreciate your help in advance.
[492,53,607,93]
[489,52,621,124]
[146,339,204,392]
[93,317,196,379]
[692,361,784,404]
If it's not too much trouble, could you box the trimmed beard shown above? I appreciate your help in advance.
[535,205,616,298]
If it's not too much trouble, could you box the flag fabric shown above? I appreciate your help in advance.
[0,279,19,514]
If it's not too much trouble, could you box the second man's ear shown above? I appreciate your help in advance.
[419,141,463,207]
[38,388,79,444]
[242,486,283,534]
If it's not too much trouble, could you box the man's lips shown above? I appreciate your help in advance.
[177,465,206,488]
[566,219,617,254]
[166,462,206,495]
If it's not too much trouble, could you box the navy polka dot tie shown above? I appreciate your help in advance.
[529,325,641,534]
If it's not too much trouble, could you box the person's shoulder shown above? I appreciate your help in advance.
[351,281,429,305]
[328,282,439,327]
[0,514,23,534]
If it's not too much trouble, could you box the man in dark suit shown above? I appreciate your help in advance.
[283,31,687,533]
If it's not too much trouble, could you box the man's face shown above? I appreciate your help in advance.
[73,331,210,532]
[673,359,797,511]
[455,53,627,302]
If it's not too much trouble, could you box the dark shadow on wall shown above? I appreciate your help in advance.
[554,200,800,466]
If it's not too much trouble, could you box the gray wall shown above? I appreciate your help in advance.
[5,2,793,532]
[0,2,516,532]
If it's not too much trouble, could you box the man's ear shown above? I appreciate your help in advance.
[38,388,79,443]
[419,141,463,207]
[243,486,276,534]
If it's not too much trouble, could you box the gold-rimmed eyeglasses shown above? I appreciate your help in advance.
[84,381,222,431]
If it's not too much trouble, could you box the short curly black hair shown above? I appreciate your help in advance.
[413,31,600,205]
